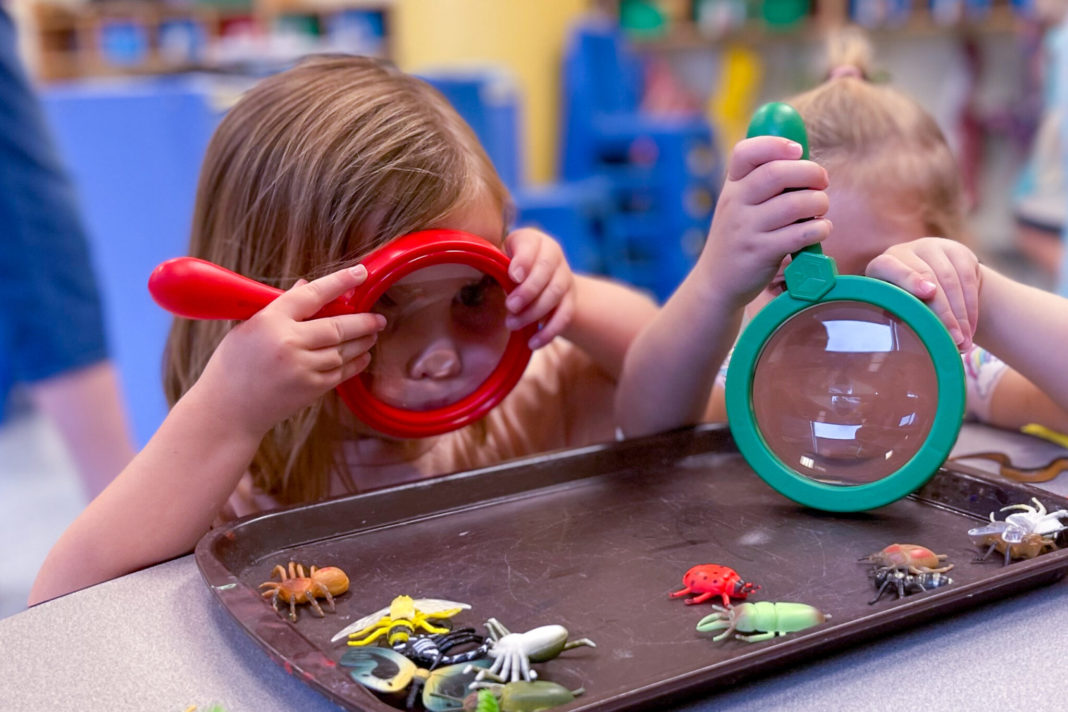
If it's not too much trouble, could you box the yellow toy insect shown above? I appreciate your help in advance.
[330,595,470,646]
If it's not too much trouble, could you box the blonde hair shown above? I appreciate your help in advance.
[788,28,967,243]
[164,55,510,505]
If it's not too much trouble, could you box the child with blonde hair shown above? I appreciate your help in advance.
[30,55,657,604]
[617,30,1068,440]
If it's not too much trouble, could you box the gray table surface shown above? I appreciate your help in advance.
[3,423,1067,712]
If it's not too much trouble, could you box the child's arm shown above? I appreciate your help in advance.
[615,136,831,437]
[866,238,1068,432]
[503,228,659,379]
[971,266,1068,432]
[29,266,385,604]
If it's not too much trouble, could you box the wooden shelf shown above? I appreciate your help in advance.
[28,0,394,82]
[619,0,1024,53]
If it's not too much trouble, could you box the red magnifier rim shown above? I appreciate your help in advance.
[335,229,536,438]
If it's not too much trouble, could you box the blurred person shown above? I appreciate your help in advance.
[1,6,135,496]
[616,28,1068,440]
[29,55,658,604]
[1012,0,1068,280]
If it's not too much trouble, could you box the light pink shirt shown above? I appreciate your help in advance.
[219,339,616,521]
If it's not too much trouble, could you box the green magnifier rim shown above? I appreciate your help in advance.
[725,274,966,512]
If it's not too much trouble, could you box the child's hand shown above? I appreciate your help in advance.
[197,264,387,436]
[503,227,575,349]
[698,136,831,307]
[865,237,980,350]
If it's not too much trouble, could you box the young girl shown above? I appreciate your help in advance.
[616,31,1068,441]
[29,55,657,604]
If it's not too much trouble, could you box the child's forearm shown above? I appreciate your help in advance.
[28,383,263,605]
[562,275,659,379]
[975,266,1068,412]
[616,275,742,437]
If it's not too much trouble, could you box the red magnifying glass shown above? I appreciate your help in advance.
[148,229,537,438]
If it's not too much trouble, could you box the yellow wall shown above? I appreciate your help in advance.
[394,0,589,184]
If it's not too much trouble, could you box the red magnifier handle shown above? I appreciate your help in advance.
[148,257,353,320]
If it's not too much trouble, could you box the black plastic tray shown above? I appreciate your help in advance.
[195,424,1068,711]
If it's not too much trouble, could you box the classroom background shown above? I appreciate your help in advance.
[2,0,1066,618]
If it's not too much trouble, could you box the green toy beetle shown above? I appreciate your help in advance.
[696,601,829,642]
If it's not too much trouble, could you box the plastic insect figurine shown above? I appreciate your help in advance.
[430,681,585,711]
[969,497,1068,565]
[858,543,953,574]
[868,567,953,604]
[696,601,829,642]
[670,564,760,606]
[393,627,489,669]
[340,646,490,710]
[467,618,595,684]
[331,595,471,645]
[258,561,349,622]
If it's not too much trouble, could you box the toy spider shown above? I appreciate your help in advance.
[257,561,349,622]
[968,497,1068,565]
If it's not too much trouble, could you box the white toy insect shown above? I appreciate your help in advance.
[465,618,595,685]
[968,497,1068,565]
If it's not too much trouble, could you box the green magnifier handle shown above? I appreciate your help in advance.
[746,101,835,300]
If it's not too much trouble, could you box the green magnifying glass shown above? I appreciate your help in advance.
[725,102,965,512]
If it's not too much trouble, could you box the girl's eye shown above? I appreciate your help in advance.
[456,277,492,307]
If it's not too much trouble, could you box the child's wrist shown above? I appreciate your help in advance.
[181,380,271,445]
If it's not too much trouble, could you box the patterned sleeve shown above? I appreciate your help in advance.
[961,345,1010,422]
[714,348,734,391]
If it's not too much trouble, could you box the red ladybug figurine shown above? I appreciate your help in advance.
[670,564,760,606]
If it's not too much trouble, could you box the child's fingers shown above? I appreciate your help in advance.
[529,294,574,350]
[754,190,829,232]
[322,352,373,387]
[506,267,570,330]
[865,254,938,300]
[309,334,379,372]
[504,228,541,283]
[945,247,981,341]
[762,218,833,258]
[505,246,560,315]
[868,253,965,346]
[743,160,829,205]
[728,136,804,180]
[302,312,387,350]
[918,248,972,347]
[273,264,369,320]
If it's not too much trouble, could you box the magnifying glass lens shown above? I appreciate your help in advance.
[750,302,940,485]
[361,264,511,411]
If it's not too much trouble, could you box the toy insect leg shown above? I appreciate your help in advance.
[711,624,737,642]
[418,620,452,636]
[686,592,715,605]
[562,637,596,651]
[350,625,392,646]
[869,579,894,605]
[314,581,337,613]
[306,585,326,617]
[737,631,777,642]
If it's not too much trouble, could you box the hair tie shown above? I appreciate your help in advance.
[829,65,864,80]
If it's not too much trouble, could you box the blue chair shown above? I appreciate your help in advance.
[560,16,722,300]
[41,76,219,446]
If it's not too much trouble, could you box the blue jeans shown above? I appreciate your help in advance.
[0,7,108,411]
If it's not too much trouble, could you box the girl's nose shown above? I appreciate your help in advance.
[409,338,462,380]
